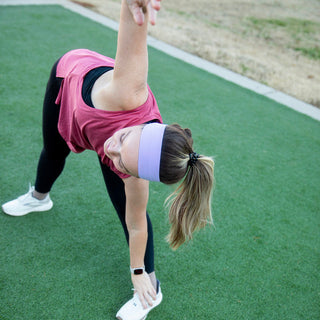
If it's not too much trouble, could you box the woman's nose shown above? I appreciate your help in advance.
[108,141,120,156]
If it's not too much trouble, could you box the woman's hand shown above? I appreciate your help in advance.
[126,0,162,25]
[131,272,157,309]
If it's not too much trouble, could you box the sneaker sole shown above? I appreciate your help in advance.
[116,316,147,320]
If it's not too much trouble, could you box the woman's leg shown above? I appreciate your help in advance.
[98,158,157,288]
[2,60,69,215]
[34,60,70,195]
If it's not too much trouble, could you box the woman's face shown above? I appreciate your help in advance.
[104,125,143,177]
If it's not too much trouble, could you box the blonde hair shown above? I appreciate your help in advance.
[160,124,215,249]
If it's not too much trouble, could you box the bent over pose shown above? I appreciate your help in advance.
[2,1,214,319]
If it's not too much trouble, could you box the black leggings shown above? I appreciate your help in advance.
[34,60,155,273]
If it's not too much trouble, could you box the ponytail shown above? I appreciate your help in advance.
[160,124,215,250]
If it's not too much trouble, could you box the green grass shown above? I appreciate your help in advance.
[294,46,320,60]
[1,5,320,320]
[248,17,319,34]
[247,17,320,60]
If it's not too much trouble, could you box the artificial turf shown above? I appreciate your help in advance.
[0,4,319,320]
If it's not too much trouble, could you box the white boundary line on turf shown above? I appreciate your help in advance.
[2,0,320,121]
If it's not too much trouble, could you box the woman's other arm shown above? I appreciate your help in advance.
[124,176,156,308]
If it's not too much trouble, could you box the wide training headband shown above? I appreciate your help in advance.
[138,123,167,182]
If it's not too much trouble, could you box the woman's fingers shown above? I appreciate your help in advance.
[126,1,145,25]
[150,0,161,11]
[147,2,157,25]
[140,287,156,309]
[132,272,157,309]
[126,0,162,25]
[148,0,161,25]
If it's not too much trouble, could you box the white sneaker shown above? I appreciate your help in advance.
[2,184,53,216]
[116,282,163,320]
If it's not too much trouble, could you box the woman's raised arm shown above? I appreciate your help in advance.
[108,0,161,109]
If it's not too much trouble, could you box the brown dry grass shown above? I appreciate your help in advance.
[73,0,320,108]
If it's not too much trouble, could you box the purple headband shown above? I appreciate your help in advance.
[138,123,167,182]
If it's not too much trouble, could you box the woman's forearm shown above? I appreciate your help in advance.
[128,226,148,269]
[124,176,150,269]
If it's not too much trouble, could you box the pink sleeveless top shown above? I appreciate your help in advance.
[55,49,162,179]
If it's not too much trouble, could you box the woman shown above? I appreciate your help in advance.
[2,1,214,319]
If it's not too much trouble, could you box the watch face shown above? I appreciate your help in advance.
[134,268,144,275]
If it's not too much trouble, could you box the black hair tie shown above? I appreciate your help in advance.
[188,152,199,167]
